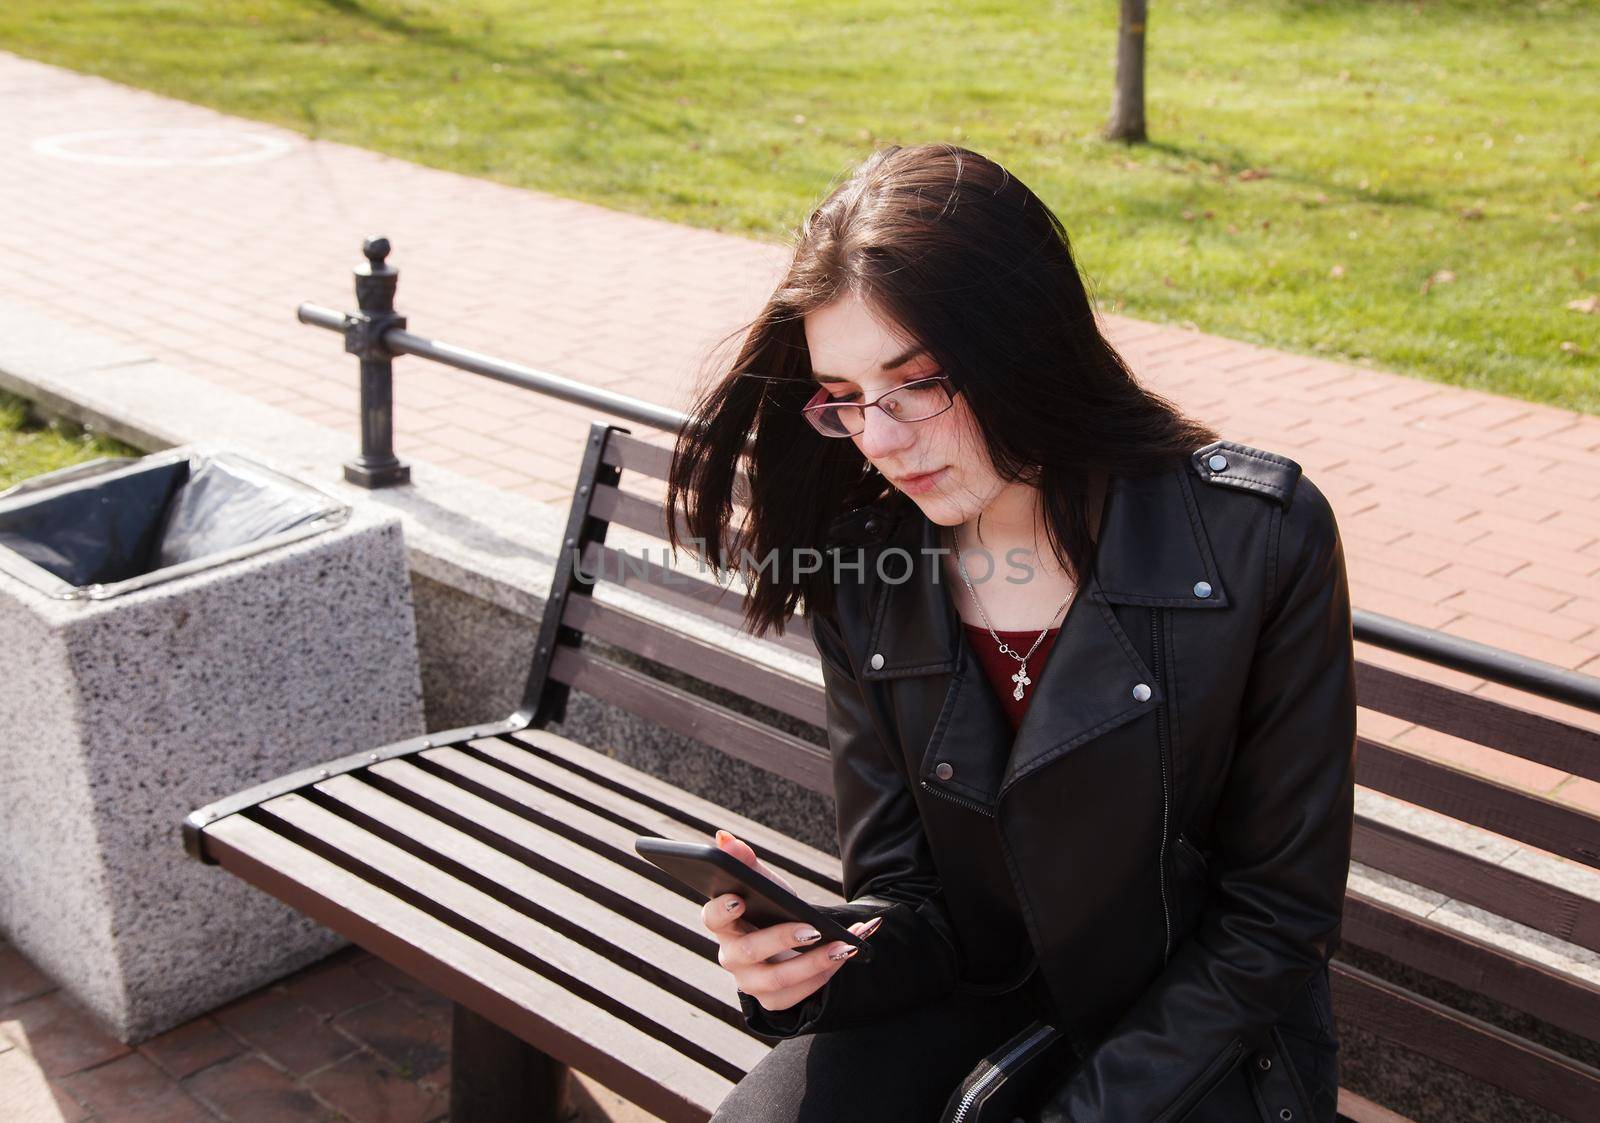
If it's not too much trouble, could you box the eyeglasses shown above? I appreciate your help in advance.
[798,375,959,438]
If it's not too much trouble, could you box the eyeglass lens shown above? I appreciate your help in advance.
[803,379,952,436]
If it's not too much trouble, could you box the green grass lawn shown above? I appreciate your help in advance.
[1,0,1596,412]
[0,389,143,491]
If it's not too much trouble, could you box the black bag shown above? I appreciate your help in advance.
[938,1017,1076,1123]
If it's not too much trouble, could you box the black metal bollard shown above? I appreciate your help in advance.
[342,236,411,488]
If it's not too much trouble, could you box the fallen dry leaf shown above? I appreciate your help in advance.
[1330,264,1346,279]
[1419,269,1457,295]
[1565,294,1600,315]
[1574,201,1595,214]
[1237,168,1270,181]
[1459,206,1485,221]
[1559,341,1584,354]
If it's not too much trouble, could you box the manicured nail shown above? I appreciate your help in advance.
[794,926,821,943]
[724,896,742,913]
[860,915,884,938]
[828,943,859,961]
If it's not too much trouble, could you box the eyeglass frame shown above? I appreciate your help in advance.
[796,374,961,438]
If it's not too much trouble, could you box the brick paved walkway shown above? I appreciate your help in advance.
[2,48,1598,1122]
[0,934,657,1123]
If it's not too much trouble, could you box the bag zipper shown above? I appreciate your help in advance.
[948,1022,1060,1123]
[919,778,997,818]
[1152,609,1172,962]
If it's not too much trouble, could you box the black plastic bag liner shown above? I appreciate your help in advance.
[0,448,352,601]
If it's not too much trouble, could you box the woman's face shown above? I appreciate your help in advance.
[803,291,1005,527]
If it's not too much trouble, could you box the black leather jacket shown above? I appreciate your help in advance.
[737,439,1357,1122]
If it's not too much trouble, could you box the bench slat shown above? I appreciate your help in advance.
[254,790,765,1079]
[599,431,679,483]
[578,539,819,660]
[1353,815,1600,953]
[1330,959,1600,1121]
[203,813,735,1123]
[1355,663,1600,781]
[563,596,825,728]
[579,537,752,629]
[369,754,744,956]
[1341,891,1600,1041]
[508,727,844,889]
[588,480,698,551]
[1335,1087,1414,1123]
[599,430,753,509]
[415,746,847,940]
[471,735,843,897]
[1357,736,1600,871]
[310,772,740,1021]
[551,645,834,793]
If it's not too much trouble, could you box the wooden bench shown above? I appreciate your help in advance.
[182,421,1600,1122]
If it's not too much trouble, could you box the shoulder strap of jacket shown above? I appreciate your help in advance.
[1189,439,1302,508]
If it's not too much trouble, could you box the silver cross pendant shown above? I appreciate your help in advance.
[1011,664,1032,702]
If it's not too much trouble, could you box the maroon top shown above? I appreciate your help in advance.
[962,623,1061,733]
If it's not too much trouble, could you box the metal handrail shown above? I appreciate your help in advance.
[298,236,1600,715]
[297,301,687,435]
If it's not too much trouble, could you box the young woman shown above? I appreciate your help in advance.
[665,144,1355,1122]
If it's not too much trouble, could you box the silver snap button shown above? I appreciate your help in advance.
[1279,1111,1293,1121]
[1132,683,1152,702]
[864,519,878,534]
[1257,1056,1271,1070]
[1193,580,1212,598]
[1207,453,1228,471]
[869,652,885,670]
[935,762,954,781]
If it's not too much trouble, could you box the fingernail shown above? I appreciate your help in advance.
[794,926,821,943]
[860,915,884,938]
[715,828,734,844]
[828,943,859,961]
[724,896,742,913]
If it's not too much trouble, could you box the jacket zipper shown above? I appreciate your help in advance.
[1152,608,1172,962]
[919,779,997,818]
[948,1022,1059,1123]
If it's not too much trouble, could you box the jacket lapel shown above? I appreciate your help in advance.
[856,465,1231,811]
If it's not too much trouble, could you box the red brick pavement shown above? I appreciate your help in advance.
[1,50,1596,693]
[1,47,1598,1120]
[0,936,659,1123]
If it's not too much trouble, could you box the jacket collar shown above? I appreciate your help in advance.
[853,463,1229,806]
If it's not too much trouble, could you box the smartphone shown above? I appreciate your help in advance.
[633,836,873,962]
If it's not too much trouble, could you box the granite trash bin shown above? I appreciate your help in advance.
[0,445,426,1041]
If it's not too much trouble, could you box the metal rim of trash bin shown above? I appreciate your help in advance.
[0,448,354,601]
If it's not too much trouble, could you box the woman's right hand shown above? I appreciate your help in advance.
[701,828,884,1014]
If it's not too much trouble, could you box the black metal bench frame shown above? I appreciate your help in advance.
[184,421,1600,1123]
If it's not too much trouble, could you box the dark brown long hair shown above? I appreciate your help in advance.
[665,143,1219,638]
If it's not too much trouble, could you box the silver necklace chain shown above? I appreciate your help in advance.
[950,525,1076,702]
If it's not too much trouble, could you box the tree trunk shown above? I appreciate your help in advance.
[1105,0,1149,143]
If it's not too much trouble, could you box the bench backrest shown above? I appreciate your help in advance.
[514,422,832,796]
[521,422,1600,1119]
